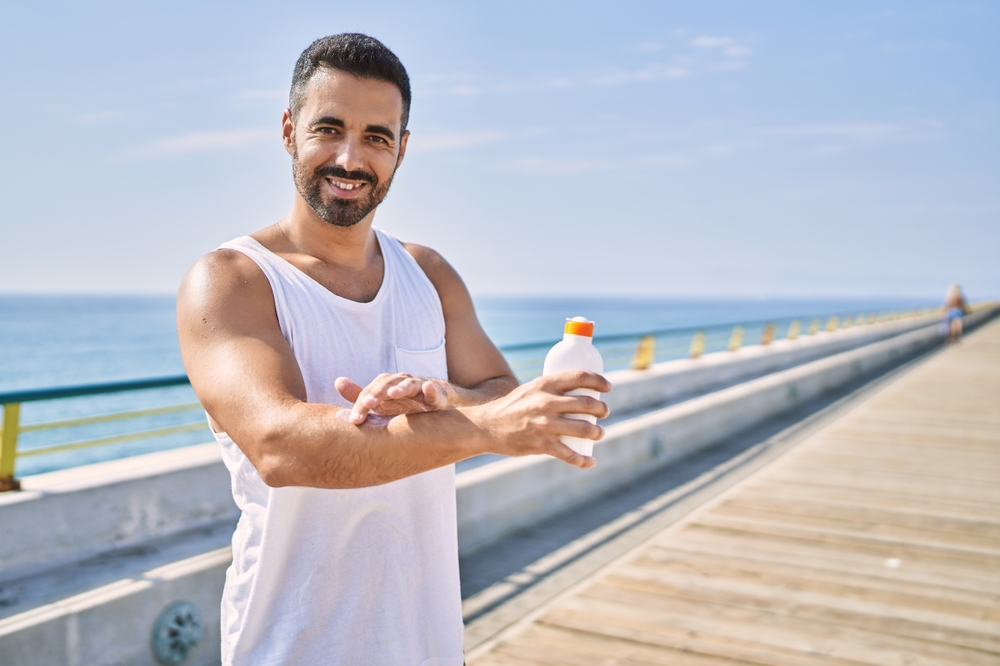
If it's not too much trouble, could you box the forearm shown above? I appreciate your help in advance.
[439,375,518,408]
[246,401,487,489]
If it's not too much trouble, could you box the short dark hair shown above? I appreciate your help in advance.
[290,33,411,131]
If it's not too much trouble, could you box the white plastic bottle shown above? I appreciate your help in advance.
[542,316,605,457]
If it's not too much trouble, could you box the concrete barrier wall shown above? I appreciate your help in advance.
[603,315,937,416]
[0,548,228,666]
[0,444,237,583]
[455,309,996,554]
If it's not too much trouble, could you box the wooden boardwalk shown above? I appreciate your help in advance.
[469,318,1000,666]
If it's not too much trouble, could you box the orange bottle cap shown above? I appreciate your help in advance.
[564,317,594,337]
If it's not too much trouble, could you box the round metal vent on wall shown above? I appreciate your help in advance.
[151,600,203,664]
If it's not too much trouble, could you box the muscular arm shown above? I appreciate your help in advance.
[177,249,609,490]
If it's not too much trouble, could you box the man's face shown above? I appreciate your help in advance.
[285,68,408,228]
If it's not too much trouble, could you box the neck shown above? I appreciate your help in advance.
[280,193,380,270]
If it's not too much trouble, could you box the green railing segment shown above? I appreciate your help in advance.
[2,303,985,492]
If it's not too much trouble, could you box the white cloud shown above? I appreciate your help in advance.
[689,35,754,71]
[587,63,690,86]
[126,128,274,157]
[237,88,286,101]
[410,129,511,152]
[503,153,686,174]
[755,119,944,153]
[758,120,941,141]
[417,34,752,99]
[883,39,948,54]
[690,36,736,49]
[73,110,121,125]
[630,42,664,53]
[711,60,749,71]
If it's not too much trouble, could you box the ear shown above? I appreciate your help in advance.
[395,129,410,169]
[281,109,295,156]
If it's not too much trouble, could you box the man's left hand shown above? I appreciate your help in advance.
[336,374,449,425]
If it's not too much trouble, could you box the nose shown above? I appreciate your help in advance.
[335,135,366,175]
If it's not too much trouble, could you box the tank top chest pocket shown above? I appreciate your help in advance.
[394,341,448,381]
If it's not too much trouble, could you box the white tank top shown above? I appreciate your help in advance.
[213,229,464,666]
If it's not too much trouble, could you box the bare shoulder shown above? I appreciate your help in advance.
[402,242,451,275]
[177,249,275,328]
[401,242,467,297]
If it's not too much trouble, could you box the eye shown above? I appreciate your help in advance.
[316,126,339,136]
[367,135,388,144]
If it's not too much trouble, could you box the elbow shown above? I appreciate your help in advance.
[248,424,300,488]
[255,453,292,488]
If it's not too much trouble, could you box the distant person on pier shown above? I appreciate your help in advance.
[942,284,968,344]
[176,33,610,666]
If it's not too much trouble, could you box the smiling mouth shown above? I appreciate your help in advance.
[327,178,368,195]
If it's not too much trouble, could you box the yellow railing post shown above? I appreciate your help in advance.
[1,403,22,492]
[787,320,801,340]
[689,331,706,359]
[826,316,839,332]
[728,326,744,352]
[808,318,821,335]
[631,335,656,370]
[761,322,776,345]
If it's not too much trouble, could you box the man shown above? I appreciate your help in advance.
[176,33,610,665]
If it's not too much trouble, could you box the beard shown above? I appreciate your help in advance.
[292,151,395,228]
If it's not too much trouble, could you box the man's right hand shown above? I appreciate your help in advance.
[465,370,612,469]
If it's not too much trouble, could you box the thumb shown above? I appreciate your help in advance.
[335,377,364,403]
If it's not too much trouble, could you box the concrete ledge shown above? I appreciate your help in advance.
[455,309,996,554]
[0,444,236,583]
[0,547,229,666]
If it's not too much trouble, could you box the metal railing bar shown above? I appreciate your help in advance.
[18,403,204,433]
[16,421,209,458]
[495,309,933,353]
[0,375,190,405]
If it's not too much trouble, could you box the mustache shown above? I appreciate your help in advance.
[315,165,377,185]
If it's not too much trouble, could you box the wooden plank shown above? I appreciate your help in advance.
[478,623,748,665]
[573,585,999,666]
[604,565,1000,653]
[635,545,1000,622]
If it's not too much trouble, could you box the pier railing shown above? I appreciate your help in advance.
[2,302,988,492]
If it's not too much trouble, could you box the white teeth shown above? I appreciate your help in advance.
[332,180,361,191]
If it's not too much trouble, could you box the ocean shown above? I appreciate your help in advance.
[1,294,935,476]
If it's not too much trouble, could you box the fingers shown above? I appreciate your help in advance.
[539,370,613,395]
[347,373,437,425]
[557,415,605,441]
[550,395,610,419]
[421,381,448,409]
[335,377,364,404]
[547,441,597,469]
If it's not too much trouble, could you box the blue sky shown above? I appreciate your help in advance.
[1,1,996,299]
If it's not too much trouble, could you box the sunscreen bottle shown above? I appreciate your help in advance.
[542,317,604,457]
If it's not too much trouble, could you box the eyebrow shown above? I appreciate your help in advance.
[364,124,395,142]
[311,115,345,129]
[311,116,395,142]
